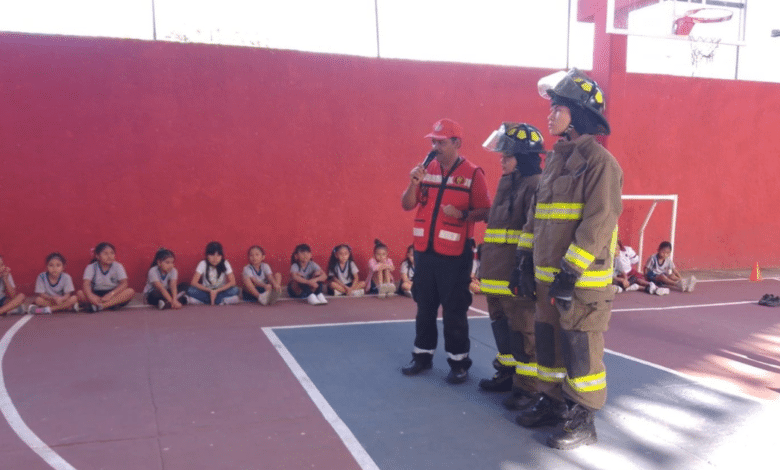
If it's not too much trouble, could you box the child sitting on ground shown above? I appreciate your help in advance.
[327,244,365,296]
[0,255,26,316]
[30,252,79,314]
[644,241,696,293]
[366,239,395,298]
[612,240,658,294]
[77,242,136,312]
[398,244,414,298]
[242,245,283,305]
[288,244,328,305]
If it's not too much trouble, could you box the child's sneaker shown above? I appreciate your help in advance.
[73,303,81,313]
[89,304,103,313]
[158,299,167,310]
[403,290,413,298]
[626,283,641,292]
[612,285,624,294]
[316,293,328,305]
[686,275,697,292]
[350,289,365,297]
[656,287,670,296]
[333,290,344,296]
[258,291,270,305]
[221,295,240,305]
[646,282,658,295]
[186,295,202,305]
[307,293,319,305]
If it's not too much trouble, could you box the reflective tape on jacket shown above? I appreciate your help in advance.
[565,243,596,270]
[534,266,612,288]
[567,371,606,393]
[518,231,533,249]
[537,365,566,383]
[484,228,522,245]
[535,202,584,220]
[480,279,513,296]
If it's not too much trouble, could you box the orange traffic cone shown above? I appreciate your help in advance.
[750,262,762,282]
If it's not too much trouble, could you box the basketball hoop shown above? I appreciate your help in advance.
[673,7,732,75]
[673,8,733,36]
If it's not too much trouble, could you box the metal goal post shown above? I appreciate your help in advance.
[621,194,678,265]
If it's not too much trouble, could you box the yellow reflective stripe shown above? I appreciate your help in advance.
[518,232,533,249]
[576,270,612,288]
[537,365,566,383]
[565,244,595,270]
[535,202,584,220]
[535,266,611,288]
[480,279,513,296]
[484,228,508,244]
[515,362,538,377]
[567,371,606,392]
[484,228,523,245]
[497,353,517,367]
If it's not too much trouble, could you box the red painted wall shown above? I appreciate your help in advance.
[1,33,778,294]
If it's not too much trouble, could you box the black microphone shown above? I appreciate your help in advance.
[422,150,439,169]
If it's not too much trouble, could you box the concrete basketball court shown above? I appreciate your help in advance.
[1,272,778,469]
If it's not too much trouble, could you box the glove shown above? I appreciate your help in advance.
[548,262,577,310]
[508,251,536,300]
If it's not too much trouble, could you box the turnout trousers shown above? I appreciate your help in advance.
[486,295,537,394]
[534,282,612,410]
[411,247,473,364]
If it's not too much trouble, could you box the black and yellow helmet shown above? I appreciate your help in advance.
[538,68,610,135]
[482,122,546,155]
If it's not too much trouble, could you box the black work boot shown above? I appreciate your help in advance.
[502,387,534,410]
[445,357,472,384]
[515,394,567,428]
[401,353,432,376]
[547,402,598,450]
[478,366,514,392]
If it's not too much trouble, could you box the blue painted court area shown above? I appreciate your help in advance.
[272,317,775,470]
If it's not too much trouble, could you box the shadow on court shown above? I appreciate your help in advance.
[274,317,774,470]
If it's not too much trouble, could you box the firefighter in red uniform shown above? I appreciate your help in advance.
[511,69,623,449]
[477,123,543,411]
[401,118,491,384]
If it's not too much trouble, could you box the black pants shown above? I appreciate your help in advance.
[411,245,473,360]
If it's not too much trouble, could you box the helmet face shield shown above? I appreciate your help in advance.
[538,70,569,99]
[482,123,545,155]
[482,126,513,153]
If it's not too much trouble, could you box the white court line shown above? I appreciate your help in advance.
[0,315,77,470]
[262,327,380,470]
[614,299,756,312]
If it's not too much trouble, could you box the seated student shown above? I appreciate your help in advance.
[644,241,696,293]
[0,255,26,316]
[327,244,365,297]
[612,240,658,294]
[31,252,79,314]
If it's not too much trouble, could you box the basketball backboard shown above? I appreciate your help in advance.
[604,0,748,46]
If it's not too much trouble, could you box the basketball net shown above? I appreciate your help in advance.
[689,36,721,75]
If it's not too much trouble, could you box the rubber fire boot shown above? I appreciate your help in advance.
[516,394,567,428]
[546,401,598,450]
[401,353,433,376]
[502,387,534,410]
[478,366,514,392]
